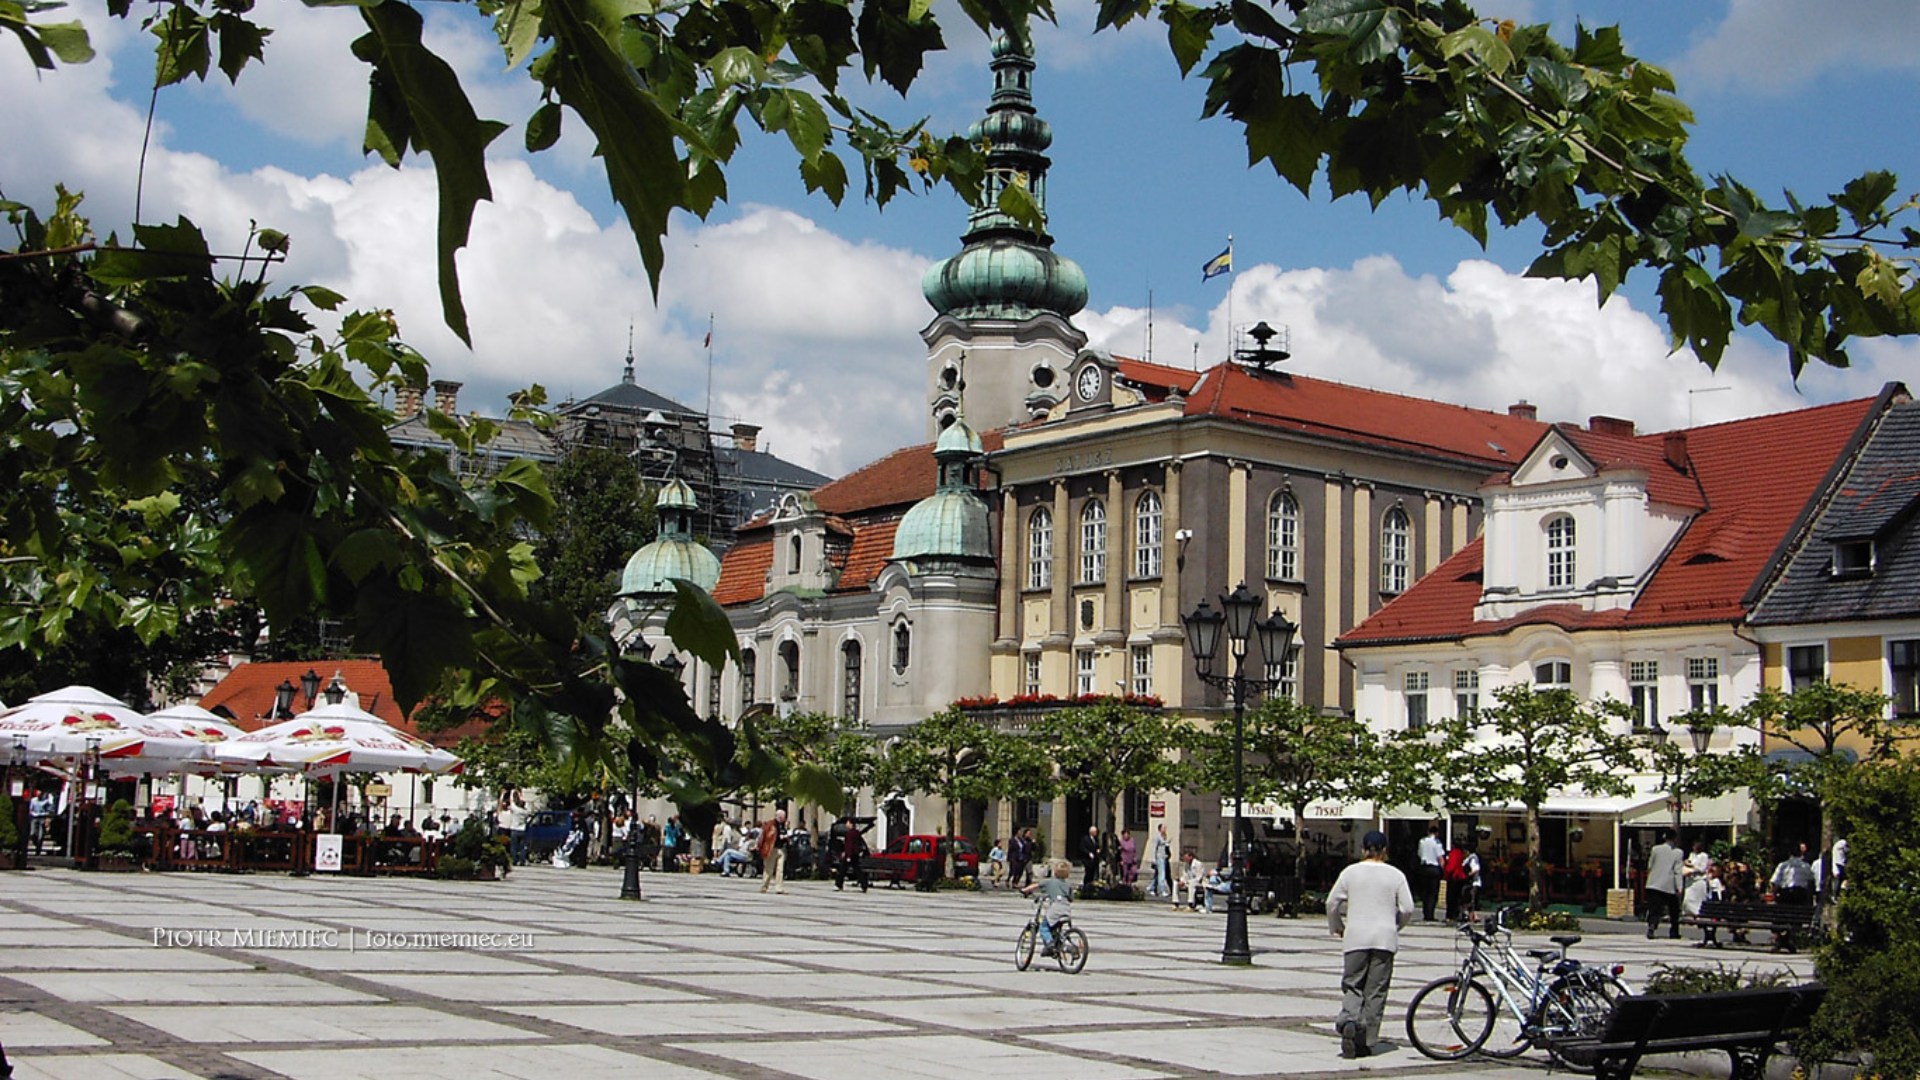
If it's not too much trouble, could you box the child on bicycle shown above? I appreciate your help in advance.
[1021,859,1074,953]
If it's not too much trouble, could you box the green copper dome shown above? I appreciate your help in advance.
[892,418,992,564]
[618,478,719,596]
[921,34,1086,323]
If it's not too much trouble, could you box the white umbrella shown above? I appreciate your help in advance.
[212,701,463,778]
[0,686,209,768]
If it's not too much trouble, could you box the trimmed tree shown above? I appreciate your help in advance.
[1426,685,1641,912]
[1033,697,1196,880]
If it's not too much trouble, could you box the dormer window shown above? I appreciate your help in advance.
[1831,539,1874,577]
[1535,660,1572,690]
[1545,515,1576,589]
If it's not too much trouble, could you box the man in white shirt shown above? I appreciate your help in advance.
[1329,830,1416,1058]
[1416,821,1446,921]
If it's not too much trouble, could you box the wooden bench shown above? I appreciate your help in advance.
[1683,899,1818,949]
[1557,984,1825,1080]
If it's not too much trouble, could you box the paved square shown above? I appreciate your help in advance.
[0,864,1818,1080]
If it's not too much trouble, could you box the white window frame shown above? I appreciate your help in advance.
[1786,643,1827,691]
[1687,656,1721,710]
[1023,653,1042,697]
[1263,644,1302,702]
[1381,508,1411,594]
[1133,490,1163,579]
[1075,649,1097,696]
[1545,514,1577,589]
[1453,669,1479,720]
[1404,670,1430,730]
[1534,660,1572,690]
[1080,500,1108,584]
[1267,491,1300,581]
[1130,644,1153,696]
[1629,660,1660,731]
[1026,507,1053,590]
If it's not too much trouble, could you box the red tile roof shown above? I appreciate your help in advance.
[1338,396,1883,646]
[713,537,774,605]
[1558,426,1704,510]
[197,660,490,748]
[1146,362,1549,469]
[840,517,903,592]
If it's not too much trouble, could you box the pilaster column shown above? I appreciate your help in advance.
[1049,478,1070,641]
[998,487,1020,645]
[1351,480,1374,629]
[1160,460,1183,630]
[1227,459,1251,587]
[1451,498,1472,556]
[1103,469,1125,641]
[1322,478,1344,701]
[1423,492,1444,576]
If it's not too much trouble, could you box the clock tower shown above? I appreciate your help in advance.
[921,35,1088,438]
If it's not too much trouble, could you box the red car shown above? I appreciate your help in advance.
[862,834,979,885]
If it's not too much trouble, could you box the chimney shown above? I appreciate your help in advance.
[1508,401,1537,420]
[731,422,761,453]
[431,379,462,417]
[1588,415,1636,438]
[1664,431,1690,473]
[394,384,424,420]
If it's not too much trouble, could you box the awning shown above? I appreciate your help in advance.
[1471,774,1668,818]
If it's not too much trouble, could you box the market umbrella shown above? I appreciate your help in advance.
[211,701,463,778]
[0,686,211,769]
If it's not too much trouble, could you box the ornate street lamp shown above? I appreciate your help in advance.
[1686,722,1714,754]
[1184,583,1297,966]
[658,651,688,679]
[322,673,348,706]
[299,668,321,709]
[8,734,27,870]
[272,679,298,719]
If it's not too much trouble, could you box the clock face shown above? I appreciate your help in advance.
[1075,364,1103,402]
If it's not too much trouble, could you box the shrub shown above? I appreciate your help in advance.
[0,794,17,850]
[1643,962,1794,995]
[934,875,978,891]
[1298,893,1328,916]
[1520,909,1583,932]
[445,817,510,875]
[97,798,135,855]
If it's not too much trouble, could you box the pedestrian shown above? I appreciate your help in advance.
[1081,825,1100,895]
[662,815,683,871]
[502,792,528,866]
[1442,837,1478,923]
[1174,851,1205,911]
[835,818,870,892]
[28,789,53,854]
[1683,839,1710,889]
[758,809,789,894]
[1417,821,1445,921]
[986,839,1008,888]
[1118,830,1138,891]
[1327,830,1415,1059]
[1006,827,1030,889]
[1684,862,1724,948]
[1149,823,1172,898]
[1645,828,1685,939]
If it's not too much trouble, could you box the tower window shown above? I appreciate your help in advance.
[1080,499,1107,584]
[1381,508,1411,594]
[842,640,862,722]
[1267,491,1300,581]
[893,621,911,675]
[740,648,757,707]
[1134,490,1163,579]
[1546,515,1576,589]
[1027,507,1053,590]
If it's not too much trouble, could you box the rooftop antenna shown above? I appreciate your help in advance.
[1145,287,1154,365]
[1688,385,1731,426]
[622,322,636,384]
[703,313,715,426]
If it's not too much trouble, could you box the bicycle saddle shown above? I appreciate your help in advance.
[1526,948,1560,961]
[1550,935,1582,947]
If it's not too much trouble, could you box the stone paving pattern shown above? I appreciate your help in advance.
[0,866,1816,1080]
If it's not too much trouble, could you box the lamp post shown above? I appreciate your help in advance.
[1184,583,1297,966]
[1642,720,1716,832]
[273,679,298,720]
[620,649,686,901]
[8,734,27,870]
[299,668,321,709]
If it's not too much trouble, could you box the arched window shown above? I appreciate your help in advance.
[842,640,862,722]
[892,621,911,674]
[1545,514,1577,589]
[1026,507,1053,589]
[779,640,800,700]
[1535,660,1572,690]
[1267,491,1300,580]
[1381,507,1411,594]
[787,532,803,574]
[1080,500,1107,583]
[1133,490,1163,579]
[739,647,757,707]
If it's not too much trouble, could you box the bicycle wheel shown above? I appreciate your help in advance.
[1055,927,1089,974]
[1405,976,1497,1060]
[1476,982,1534,1059]
[1014,925,1037,971]
[1538,973,1626,1072]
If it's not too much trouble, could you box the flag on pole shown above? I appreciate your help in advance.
[1201,245,1232,281]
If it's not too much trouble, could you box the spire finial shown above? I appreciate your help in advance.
[623,322,636,384]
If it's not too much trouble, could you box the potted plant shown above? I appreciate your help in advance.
[94,798,140,871]
[0,792,18,869]
[435,817,511,880]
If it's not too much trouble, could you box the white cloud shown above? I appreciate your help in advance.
[1677,0,1920,93]
[1081,256,1846,435]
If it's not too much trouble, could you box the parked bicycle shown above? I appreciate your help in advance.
[1405,906,1630,1070]
[1014,897,1088,974]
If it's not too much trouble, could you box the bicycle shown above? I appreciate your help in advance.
[1405,906,1630,1070]
[1014,898,1088,974]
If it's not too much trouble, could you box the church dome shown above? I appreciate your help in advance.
[617,477,719,596]
[618,537,720,597]
[892,490,993,562]
[922,239,1088,321]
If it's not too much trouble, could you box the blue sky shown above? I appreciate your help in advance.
[4,0,1918,477]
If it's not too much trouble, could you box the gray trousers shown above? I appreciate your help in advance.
[1338,948,1396,1049]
